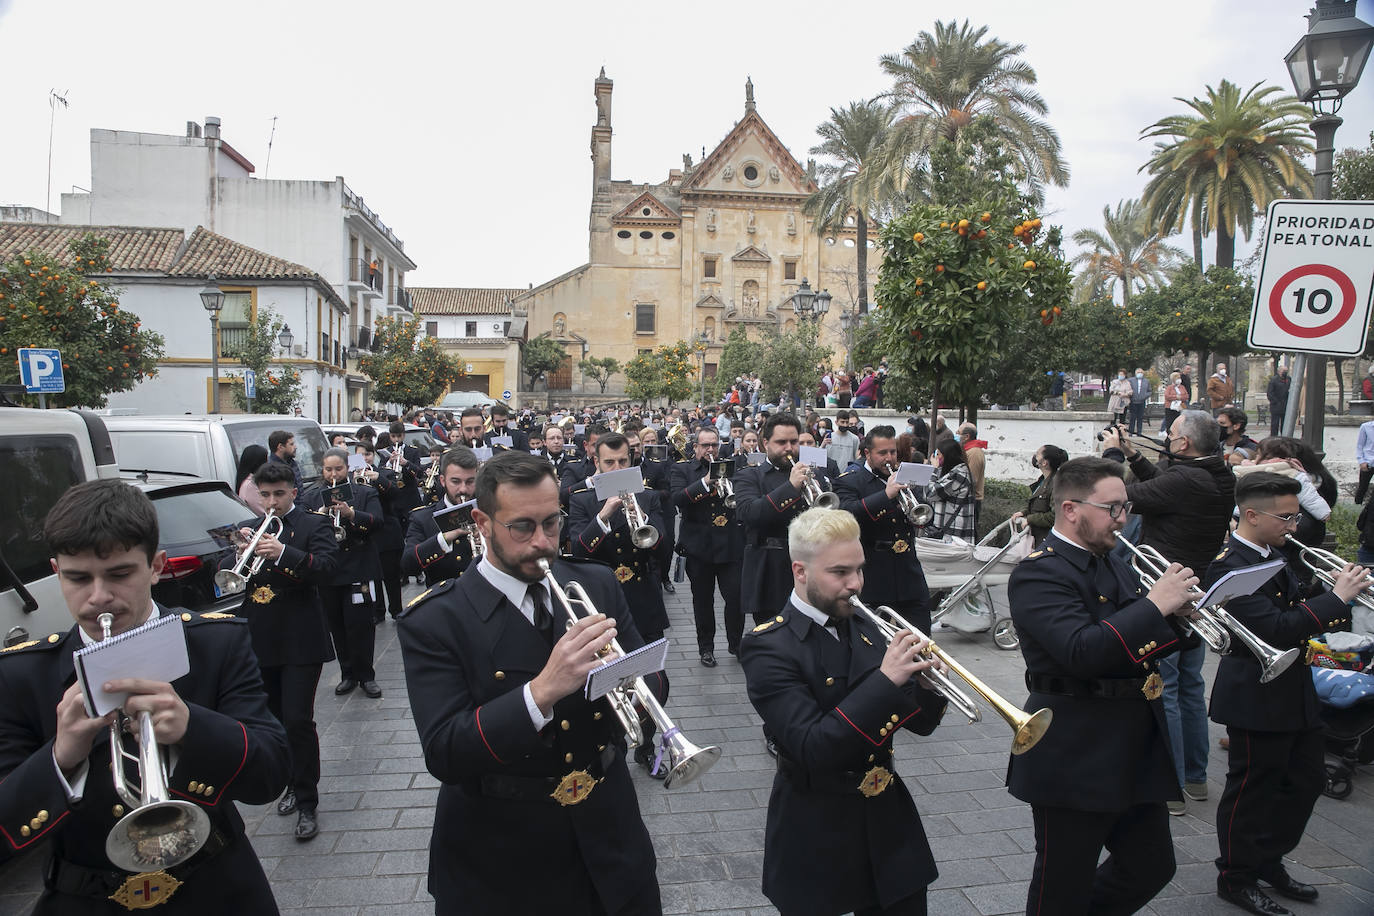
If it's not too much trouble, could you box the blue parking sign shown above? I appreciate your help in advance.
[244,369,257,400]
[17,348,65,394]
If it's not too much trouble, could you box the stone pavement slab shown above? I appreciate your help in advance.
[3,579,1372,914]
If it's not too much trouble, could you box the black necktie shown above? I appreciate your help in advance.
[529,584,554,645]
[827,616,852,646]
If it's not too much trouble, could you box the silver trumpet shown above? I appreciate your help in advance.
[451,502,486,558]
[386,446,405,474]
[537,559,721,787]
[1284,535,1374,613]
[849,597,1052,755]
[214,511,283,595]
[784,457,839,509]
[98,613,212,872]
[620,491,661,549]
[884,463,934,526]
[1113,534,1300,683]
[708,459,736,508]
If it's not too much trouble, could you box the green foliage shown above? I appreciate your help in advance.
[1052,298,1138,386]
[978,478,1031,542]
[624,341,698,405]
[712,327,763,400]
[223,306,304,414]
[577,355,621,394]
[1334,131,1374,201]
[0,235,164,408]
[359,315,466,408]
[757,323,832,409]
[521,336,569,389]
[1070,199,1185,305]
[1329,503,1360,561]
[1129,266,1253,372]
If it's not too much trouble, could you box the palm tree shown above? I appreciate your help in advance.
[878,19,1069,203]
[804,99,896,315]
[1140,79,1314,269]
[1071,199,1185,306]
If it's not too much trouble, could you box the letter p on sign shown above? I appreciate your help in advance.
[18,347,65,394]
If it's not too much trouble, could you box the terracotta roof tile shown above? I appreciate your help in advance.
[411,287,522,315]
[167,226,320,282]
[0,223,183,271]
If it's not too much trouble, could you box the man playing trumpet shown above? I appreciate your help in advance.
[740,508,948,916]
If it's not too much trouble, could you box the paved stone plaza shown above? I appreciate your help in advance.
[3,582,1372,915]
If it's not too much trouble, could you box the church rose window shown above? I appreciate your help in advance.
[743,165,758,181]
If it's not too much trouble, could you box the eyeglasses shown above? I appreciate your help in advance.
[1252,508,1301,525]
[494,513,564,542]
[1068,498,1133,520]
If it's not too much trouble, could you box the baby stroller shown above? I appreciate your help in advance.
[1308,635,1374,800]
[918,517,1032,651]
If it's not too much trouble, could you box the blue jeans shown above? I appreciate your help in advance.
[1159,642,1208,786]
[1358,546,1374,567]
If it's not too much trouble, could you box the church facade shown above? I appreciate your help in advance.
[512,71,871,396]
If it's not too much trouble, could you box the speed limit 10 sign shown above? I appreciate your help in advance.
[1248,199,1374,356]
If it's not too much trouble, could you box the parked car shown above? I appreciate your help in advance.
[123,473,246,614]
[321,423,435,452]
[102,414,329,488]
[437,390,507,410]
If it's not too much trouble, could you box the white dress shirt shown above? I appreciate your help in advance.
[474,557,557,730]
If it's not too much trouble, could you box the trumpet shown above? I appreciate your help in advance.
[386,446,405,474]
[314,504,346,542]
[214,511,283,596]
[884,464,934,526]
[98,612,212,872]
[423,459,442,495]
[708,460,736,508]
[537,559,720,787]
[621,491,661,549]
[1284,535,1374,612]
[353,466,371,486]
[849,596,1052,755]
[1113,534,1300,683]
[783,457,839,509]
[450,501,486,558]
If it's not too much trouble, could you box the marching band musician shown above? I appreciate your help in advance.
[0,480,290,914]
[1206,472,1363,916]
[396,451,666,915]
[384,420,426,509]
[224,461,339,842]
[301,448,384,699]
[541,423,571,477]
[1007,457,1196,915]
[740,508,948,916]
[402,447,480,588]
[484,403,529,452]
[670,424,744,666]
[627,422,677,596]
[833,425,934,635]
[357,439,407,622]
[568,432,671,779]
[455,408,488,450]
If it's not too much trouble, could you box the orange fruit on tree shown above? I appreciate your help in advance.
[912,232,924,242]
[1012,225,1023,236]
[957,227,967,236]
[935,264,945,272]
[958,218,970,229]
[977,281,987,291]
[981,212,991,222]
[1023,260,1036,270]
[1040,309,1048,317]
[1031,218,1041,229]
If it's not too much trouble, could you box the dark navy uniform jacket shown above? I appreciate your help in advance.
[569,487,670,636]
[225,508,338,668]
[395,558,666,914]
[370,466,407,552]
[1007,531,1186,812]
[484,427,530,452]
[402,499,477,587]
[669,458,743,563]
[0,611,289,915]
[741,600,946,915]
[734,461,831,620]
[1206,536,1352,732]
[300,481,383,585]
[834,465,931,614]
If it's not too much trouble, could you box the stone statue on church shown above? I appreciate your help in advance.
[706,208,717,232]
[743,292,759,316]
[553,315,566,336]
[723,165,734,181]
[769,165,780,183]
[746,210,756,234]
[683,153,693,170]
[786,210,797,236]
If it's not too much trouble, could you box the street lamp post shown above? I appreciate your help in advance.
[278,324,295,354]
[791,279,832,408]
[199,276,225,413]
[1280,0,1374,448]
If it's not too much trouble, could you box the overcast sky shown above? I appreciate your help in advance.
[2,0,1372,288]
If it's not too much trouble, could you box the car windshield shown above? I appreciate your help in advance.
[225,421,329,484]
[149,487,244,551]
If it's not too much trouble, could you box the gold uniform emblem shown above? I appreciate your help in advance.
[712,514,728,527]
[891,539,909,554]
[0,639,39,653]
[551,770,598,806]
[1141,671,1164,700]
[109,869,182,909]
[250,585,276,605]
[858,766,894,797]
[614,565,635,583]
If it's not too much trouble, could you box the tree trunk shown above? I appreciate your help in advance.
[857,212,869,314]
[1215,227,1235,270]
[928,371,942,457]
[1192,224,1204,269]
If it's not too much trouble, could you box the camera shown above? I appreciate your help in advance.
[1095,423,1123,442]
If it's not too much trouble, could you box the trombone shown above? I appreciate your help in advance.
[884,463,934,526]
[537,559,720,787]
[849,596,1052,755]
[783,457,840,509]
[1113,534,1300,683]
[1284,535,1374,613]
[214,511,283,595]
[98,612,212,872]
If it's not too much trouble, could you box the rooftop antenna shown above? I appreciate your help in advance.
[46,89,70,218]
[264,115,278,178]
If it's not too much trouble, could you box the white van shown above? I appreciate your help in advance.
[0,407,120,645]
[101,414,330,489]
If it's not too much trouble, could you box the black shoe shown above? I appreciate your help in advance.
[1218,884,1294,916]
[1260,868,1319,903]
[699,651,717,668]
[661,580,675,594]
[633,744,666,781]
[276,788,297,816]
[294,809,319,841]
[334,679,357,696]
[361,680,383,698]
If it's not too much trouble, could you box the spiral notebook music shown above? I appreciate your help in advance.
[73,613,190,717]
[585,638,669,701]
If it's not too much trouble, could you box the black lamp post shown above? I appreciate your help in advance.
[1281,0,1374,447]
[199,276,225,412]
[791,278,832,323]
[278,324,295,354]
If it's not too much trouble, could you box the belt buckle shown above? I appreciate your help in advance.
[109,870,181,910]
[857,766,893,797]
[712,514,728,527]
[614,565,635,583]
[891,539,909,554]
[1140,671,1164,700]
[551,769,598,806]
[250,585,276,605]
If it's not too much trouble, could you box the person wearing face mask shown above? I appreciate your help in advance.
[1207,363,1235,415]
[1108,370,1132,427]
[1014,444,1069,546]
[1128,368,1151,436]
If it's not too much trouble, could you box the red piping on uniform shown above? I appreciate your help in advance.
[475,706,504,764]
[834,706,881,746]
[1221,731,1250,881]
[0,809,68,851]
[1297,601,1324,629]
[1102,620,1134,659]
[1138,636,1179,663]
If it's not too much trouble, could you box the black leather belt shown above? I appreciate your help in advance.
[776,752,895,794]
[751,537,788,550]
[47,826,230,900]
[874,538,913,552]
[478,744,619,803]
[1026,671,1149,700]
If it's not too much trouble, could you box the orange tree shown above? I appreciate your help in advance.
[1052,297,1139,391]
[625,341,698,405]
[222,305,303,414]
[359,315,465,409]
[0,235,163,408]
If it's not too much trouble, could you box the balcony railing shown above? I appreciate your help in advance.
[388,287,412,311]
[347,257,383,292]
[349,325,372,350]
